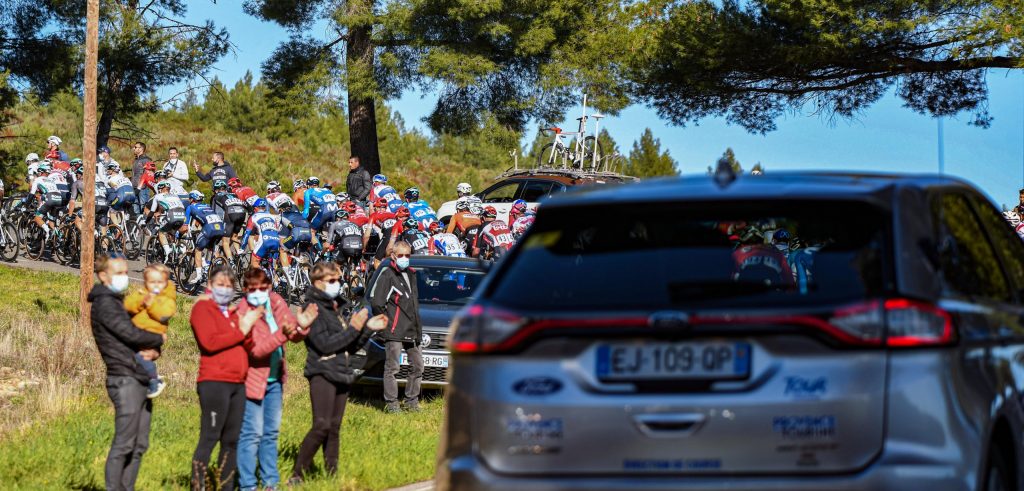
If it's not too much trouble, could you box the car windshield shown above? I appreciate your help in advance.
[488,201,889,310]
[415,266,487,306]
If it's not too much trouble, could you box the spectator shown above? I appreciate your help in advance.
[236,269,317,491]
[190,266,259,491]
[194,151,238,183]
[46,135,70,162]
[371,240,425,413]
[131,142,152,213]
[345,156,372,203]
[88,253,165,491]
[97,145,118,185]
[290,262,386,484]
[164,147,190,188]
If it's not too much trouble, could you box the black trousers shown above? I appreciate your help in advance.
[191,381,246,491]
[105,376,152,491]
[292,375,350,479]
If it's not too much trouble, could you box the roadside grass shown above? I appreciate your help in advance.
[0,265,442,490]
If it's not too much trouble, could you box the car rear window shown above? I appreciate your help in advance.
[415,266,487,306]
[488,202,889,310]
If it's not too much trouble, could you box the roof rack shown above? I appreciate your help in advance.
[495,165,635,182]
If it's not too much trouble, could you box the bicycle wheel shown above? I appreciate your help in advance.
[176,256,198,295]
[580,136,603,170]
[536,142,562,168]
[26,227,46,261]
[55,227,79,265]
[0,222,19,262]
[144,234,163,265]
[124,221,141,260]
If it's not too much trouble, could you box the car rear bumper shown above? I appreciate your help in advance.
[437,454,972,491]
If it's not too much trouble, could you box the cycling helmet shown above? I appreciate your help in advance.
[188,190,204,202]
[306,176,320,187]
[253,198,268,209]
[69,158,83,170]
[335,209,350,221]
[278,201,293,212]
[396,207,411,219]
[466,195,483,206]
[428,221,440,232]
[336,192,350,202]
[772,229,792,243]
[143,161,156,171]
[468,202,484,215]
[227,177,242,188]
[374,197,388,209]
[343,201,358,212]
[47,135,62,146]
[105,162,120,172]
[74,166,84,175]
[372,174,387,183]
[266,180,281,193]
[37,162,51,173]
[156,181,171,191]
[455,197,470,212]
[404,187,420,201]
[456,182,472,195]
[213,179,228,190]
[403,217,418,230]
[154,170,168,179]
[482,206,497,219]
[324,183,333,190]
[25,153,40,163]
[292,179,305,191]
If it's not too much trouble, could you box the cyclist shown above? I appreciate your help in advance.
[292,179,307,210]
[184,190,227,284]
[363,198,391,258]
[45,160,72,210]
[404,187,437,228]
[96,146,118,185]
[509,201,535,240]
[368,174,403,212]
[24,162,63,235]
[265,181,289,210]
[344,200,370,228]
[156,170,188,205]
[302,176,339,237]
[209,179,246,260]
[68,165,111,235]
[472,206,514,259]
[144,181,187,260]
[241,198,283,271]
[399,217,431,255]
[228,177,259,208]
[732,231,794,288]
[456,182,472,199]
[279,200,313,263]
[106,163,136,228]
[45,135,70,162]
[429,222,466,257]
[445,196,482,238]
[325,209,365,277]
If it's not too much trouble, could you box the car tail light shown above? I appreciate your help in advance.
[881,298,954,347]
[449,305,528,354]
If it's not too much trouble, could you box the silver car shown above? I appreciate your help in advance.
[437,172,1024,491]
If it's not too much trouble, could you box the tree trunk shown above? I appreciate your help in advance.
[345,0,381,176]
[97,103,115,149]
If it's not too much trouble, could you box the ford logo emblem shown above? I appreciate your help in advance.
[513,377,564,396]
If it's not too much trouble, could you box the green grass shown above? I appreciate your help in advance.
[0,266,442,490]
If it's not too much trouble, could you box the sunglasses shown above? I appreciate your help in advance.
[246,286,270,292]
[322,278,340,284]
[395,254,411,258]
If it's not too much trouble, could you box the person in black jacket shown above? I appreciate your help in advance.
[290,262,386,484]
[370,240,425,413]
[194,151,238,183]
[345,156,372,203]
[88,253,165,491]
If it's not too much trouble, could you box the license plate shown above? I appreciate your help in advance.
[596,342,750,381]
[401,353,449,368]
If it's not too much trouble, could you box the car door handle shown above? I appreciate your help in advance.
[632,413,706,438]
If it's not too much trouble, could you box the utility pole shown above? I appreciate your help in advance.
[79,0,99,329]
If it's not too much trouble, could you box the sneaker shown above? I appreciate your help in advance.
[286,476,303,487]
[147,377,166,399]
[404,400,422,413]
[384,402,402,414]
[188,269,201,284]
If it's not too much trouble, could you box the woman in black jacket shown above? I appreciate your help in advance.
[290,262,386,483]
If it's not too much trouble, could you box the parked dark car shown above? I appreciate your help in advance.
[439,171,1024,491]
[351,256,488,388]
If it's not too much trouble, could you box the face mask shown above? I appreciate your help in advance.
[323,281,341,299]
[246,290,269,306]
[211,286,234,306]
[395,257,410,270]
[109,274,130,294]
[775,243,790,253]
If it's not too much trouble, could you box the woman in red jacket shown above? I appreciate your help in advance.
[235,268,317,491]
[190,265,261,491]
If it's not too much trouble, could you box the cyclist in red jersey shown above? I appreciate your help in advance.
[473,206,514,259]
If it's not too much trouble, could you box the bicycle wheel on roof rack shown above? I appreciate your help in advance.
[579,136,603,171]
[536,143,563,168]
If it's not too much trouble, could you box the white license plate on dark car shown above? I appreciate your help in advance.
[596,342,751,381]
[401,353,449,368]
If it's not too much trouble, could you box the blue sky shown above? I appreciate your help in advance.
[174,2,1024,208]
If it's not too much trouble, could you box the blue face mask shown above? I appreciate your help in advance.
[211,286,234,306]
[246,290,269,306]
[396,257,410,270]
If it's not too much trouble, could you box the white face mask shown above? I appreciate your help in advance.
[246,290,269,306]
[324,281,341,299]
[109,274,130,294]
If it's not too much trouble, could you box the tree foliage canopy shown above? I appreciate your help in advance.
[625,128,678,178]
[632,0,1024,133]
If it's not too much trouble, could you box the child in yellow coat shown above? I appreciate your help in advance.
[124,263,177,398]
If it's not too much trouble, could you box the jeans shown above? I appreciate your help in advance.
[237,381,283,491]
[134,188,152,215]
[192,381,245,491]
[383,341,423,404]
[292,375,349,480]
[105,376,152,491]
[133,353,158,380]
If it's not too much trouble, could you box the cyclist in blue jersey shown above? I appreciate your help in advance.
[185,190,227,284]
[301,176,339,236]
[403,187,438,228]
[241,198,283,271]
[279,200,313,259]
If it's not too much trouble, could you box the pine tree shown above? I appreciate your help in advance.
[625,128,678,178]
